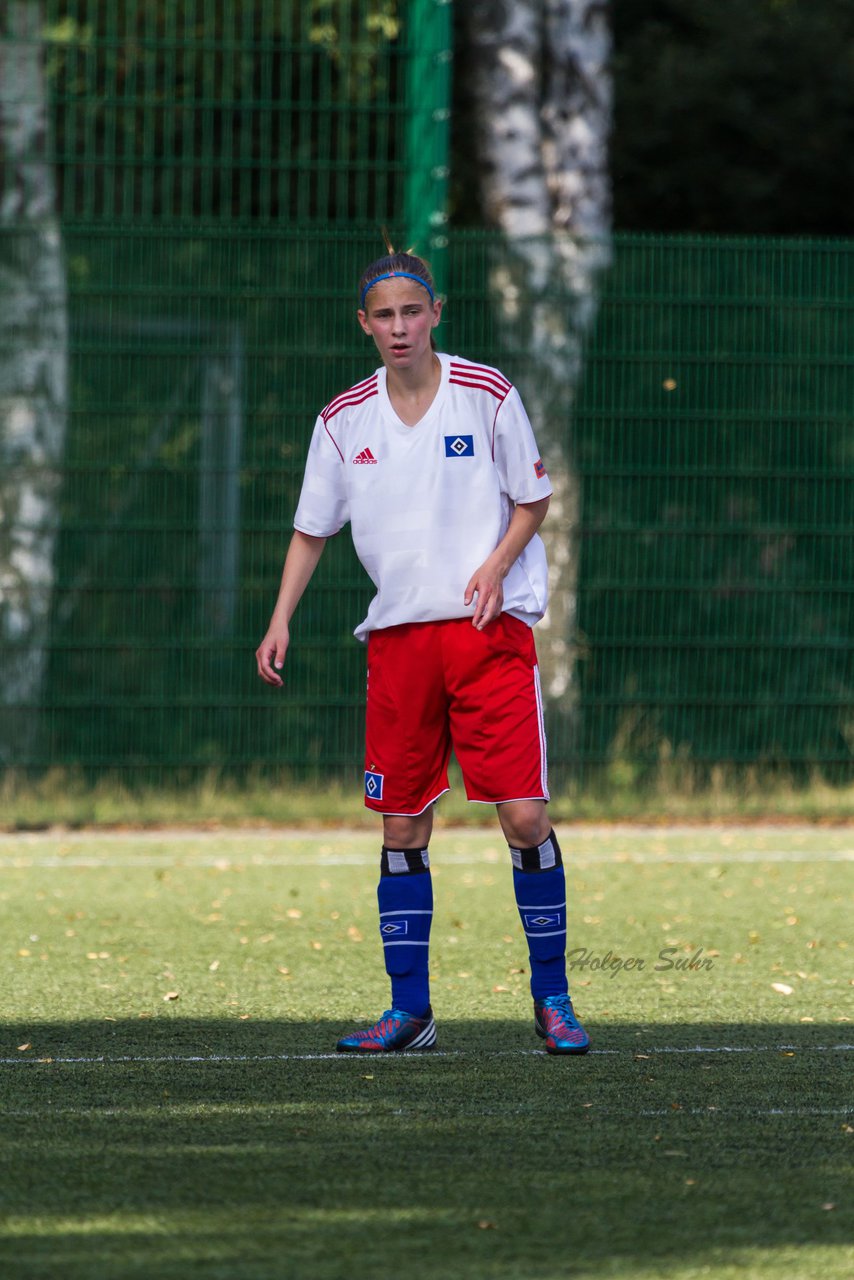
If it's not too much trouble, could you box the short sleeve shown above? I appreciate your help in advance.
[293,416,349,536]
[492,386,554,504]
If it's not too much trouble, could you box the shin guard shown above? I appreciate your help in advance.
[377,846,433,1017]
[510,829,568,1000]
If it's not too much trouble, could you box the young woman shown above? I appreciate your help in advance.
[256,247,589,1055]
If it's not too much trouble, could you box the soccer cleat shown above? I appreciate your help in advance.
[534,994,590,1055]
[336,1007,437,1053]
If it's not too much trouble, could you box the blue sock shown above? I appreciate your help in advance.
[377,846,433,1017]
[509,829,569,1001]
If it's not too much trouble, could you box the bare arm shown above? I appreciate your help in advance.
[464,496,551,630]
[255,530,327,686]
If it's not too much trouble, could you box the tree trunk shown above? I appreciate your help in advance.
[0,1,68,766]
[462,0,612,723]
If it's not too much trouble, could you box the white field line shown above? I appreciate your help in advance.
[0,850,852,869]
[3,823,852,840]
[4,1106,853,1122]
[637,1107,854,1117]
[2,1043,853,1068]
[1,823,852,866]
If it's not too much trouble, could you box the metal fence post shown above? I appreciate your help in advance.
[404,0,453,292]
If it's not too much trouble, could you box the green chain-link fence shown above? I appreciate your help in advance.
[573,234,854,784]
[40,0,450,234]
[1,3,852,788]
[5,225,845,787]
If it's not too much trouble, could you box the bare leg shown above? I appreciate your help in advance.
[496,798,550,847]
[382,809,434,849]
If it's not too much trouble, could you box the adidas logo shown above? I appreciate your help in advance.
[353,447,378,464]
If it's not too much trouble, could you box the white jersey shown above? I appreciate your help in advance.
[293,352,553,642]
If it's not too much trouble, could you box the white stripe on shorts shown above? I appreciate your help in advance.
[533,663,549,799]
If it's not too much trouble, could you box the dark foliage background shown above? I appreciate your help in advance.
[452,0,854,236]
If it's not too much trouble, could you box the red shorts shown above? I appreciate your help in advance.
[364,614,549,815]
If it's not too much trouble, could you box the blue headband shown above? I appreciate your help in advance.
[360,271,435,309]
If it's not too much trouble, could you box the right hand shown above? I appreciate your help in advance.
[255,624,289,687]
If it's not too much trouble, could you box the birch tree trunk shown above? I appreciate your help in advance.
[463,0,611,727]
[0,1,67,766]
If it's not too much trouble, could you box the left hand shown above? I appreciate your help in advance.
[464,555,505,630]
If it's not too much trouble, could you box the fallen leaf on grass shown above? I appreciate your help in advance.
[163,991,180,1002]
[492,985,510,993]
[476,1220,496,1230]
[771,983,794,995]
[17,1043,31,1052]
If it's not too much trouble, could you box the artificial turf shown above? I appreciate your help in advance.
[0,824,851,1279]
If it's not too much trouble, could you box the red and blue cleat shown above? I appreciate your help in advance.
[534,994,590,1055]
[336,1007,437,1053]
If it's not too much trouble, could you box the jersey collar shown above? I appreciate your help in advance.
[376,352,450,431]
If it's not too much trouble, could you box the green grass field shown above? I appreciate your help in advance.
[0,824,851,1279]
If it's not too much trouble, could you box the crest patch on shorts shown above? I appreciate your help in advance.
[364,769,384,800]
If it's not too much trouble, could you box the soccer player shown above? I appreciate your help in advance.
[256,246,589,1056]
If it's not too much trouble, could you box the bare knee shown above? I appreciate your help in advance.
[496,799,550,848]
[382,810,434,848]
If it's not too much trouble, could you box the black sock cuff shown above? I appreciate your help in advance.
[381,846,431,876]
[509,828,562,873]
